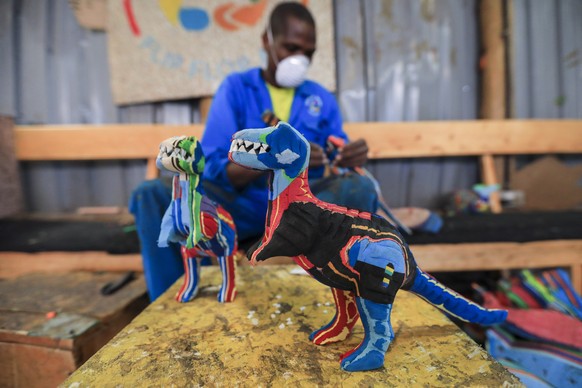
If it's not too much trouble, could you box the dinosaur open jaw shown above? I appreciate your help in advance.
[230,139,271,155]
[158,145,194,164]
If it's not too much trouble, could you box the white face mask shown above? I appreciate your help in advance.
[267,25,310,88]
[275,54,309,88]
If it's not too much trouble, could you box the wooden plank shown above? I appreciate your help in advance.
[344,120,582,158]
[199,97,213,123]
[413,240,582,271]
[478,0,507,214]
[412,240,582,293]
[480,154,503,213]
[15,124,204,161]
[245,240,582,294]
[63,265,519,386]
[0,272,149,387]
[479,0,506,120]
[145,157,159,180]
[0,116,23,217]
[0,328,75,350]
[0,272,147,328]
[15,120,582,161]
[0,251,143,278]
[0,342,76,388]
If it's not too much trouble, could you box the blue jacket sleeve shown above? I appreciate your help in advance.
[200,76,242,193]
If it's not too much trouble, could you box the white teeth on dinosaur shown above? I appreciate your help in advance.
[230,139,271,155]
[231,140,244,152]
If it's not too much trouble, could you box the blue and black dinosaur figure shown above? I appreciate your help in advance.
[228,122,507,372]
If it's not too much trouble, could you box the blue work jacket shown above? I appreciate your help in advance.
[200,67,349,239]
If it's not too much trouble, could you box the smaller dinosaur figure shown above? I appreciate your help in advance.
[229,122,507,372]
[157,136,237,303]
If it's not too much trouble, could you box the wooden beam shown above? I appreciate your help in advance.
[506,0,517,118]
[478,0,507,212]
[199,97,213,123]
[344,120,582,158]
[254,241,582,294]
[480,154,503,213]
[1,116,24,217]
[412,240,582,294]
[0,252,143,279]
[15,124,204,161]
[0,342,76,388]
[479,0,506,119]
[145,158,159,180]
[15,120,582,161]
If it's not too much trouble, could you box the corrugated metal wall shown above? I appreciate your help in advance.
[335,0,480,208]
[510,0,581,171]
[511,0,581,119]
[2,0,579,213]
[2,0,205,212]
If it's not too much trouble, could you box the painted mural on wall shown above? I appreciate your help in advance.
[108,0,335,105]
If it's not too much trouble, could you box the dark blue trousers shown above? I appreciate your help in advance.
[129,173,378,301]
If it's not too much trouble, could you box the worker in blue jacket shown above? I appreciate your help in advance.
[201,2,374,242]
[130,2,377,301]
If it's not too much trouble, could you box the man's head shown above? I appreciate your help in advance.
[262,2,316,88]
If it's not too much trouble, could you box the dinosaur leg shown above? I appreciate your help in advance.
[217,254,237,303]
[309,287,360,345]
[340,297,394,372]
[175,246,201,303]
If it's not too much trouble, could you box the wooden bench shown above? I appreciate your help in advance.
[10,119,582,293]
[0,271,148,388]
[62,265,521,386]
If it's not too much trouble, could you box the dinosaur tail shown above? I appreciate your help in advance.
[407,268,507,325]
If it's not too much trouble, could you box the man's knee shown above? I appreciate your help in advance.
[129,179,172,215]
[132,178,170,196]
[349,174,376,194]
[313,173,378,213]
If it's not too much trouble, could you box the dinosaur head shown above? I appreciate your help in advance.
[229,122,310,180]
[157,136,205,176]
[156,135,206,249]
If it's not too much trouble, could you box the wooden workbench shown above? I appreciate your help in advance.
[0,271,148,388]
[63,265,521,387]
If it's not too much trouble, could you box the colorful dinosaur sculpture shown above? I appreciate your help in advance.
[228,122,507,372]
[157,136,237,303]
[262,109,440,235]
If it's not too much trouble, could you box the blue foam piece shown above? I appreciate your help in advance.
[414,212,443,234]
[487,329,582,388]
[409,269,507,325]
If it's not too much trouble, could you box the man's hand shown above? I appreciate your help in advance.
[309,142,329,168]
[335,138,369,168]
[227,163,265,190]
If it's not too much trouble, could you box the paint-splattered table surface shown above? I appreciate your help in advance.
[63,265,521,387]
